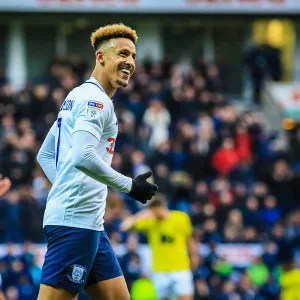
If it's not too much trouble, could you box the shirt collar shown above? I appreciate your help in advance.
[85,77,106,94]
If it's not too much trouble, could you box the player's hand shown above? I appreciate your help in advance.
[190,254,200,272]
[127,171,158,204]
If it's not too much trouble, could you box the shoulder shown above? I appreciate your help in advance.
[74,84,113,106]
[72,84,113,115]
[134,217,156,232]
[171,210,190,222]
[171,210,189,218]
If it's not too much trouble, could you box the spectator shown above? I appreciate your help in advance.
[236,273,256,299]
[245,43,269,105]
[243,226,260,243]
[235,122,252,163]
[263,160,295,213]
[262,241,278,271]
[153,164,173,199]
[217,280,239,300]
[130,150,151,178]
[261,196,281,229]
[224,209,244,242]
[213,257,233,279]
[194,279,212,300]
[212,138,239,175]
[242,196,263,230]
[130,278,157,300]
[17,274,37,300]
[3,191,22,243]
[121,233,143,290]
[5,286,19,300]
[202,219,222,244]
[143,99,171,150]
[29,256,42,288]
[246,256,269,287]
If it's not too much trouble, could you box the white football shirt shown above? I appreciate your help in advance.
[43,77,130,231]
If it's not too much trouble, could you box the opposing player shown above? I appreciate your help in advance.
[121,194,199,300]
[36,23,158,300]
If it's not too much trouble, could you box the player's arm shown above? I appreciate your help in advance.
[120,209,154,232]
[72,130,132,192]
[187,235,199,272]
[36,121,57,184]
[72,98,157,203]
[182,213,199,271]
[72,131,157,200]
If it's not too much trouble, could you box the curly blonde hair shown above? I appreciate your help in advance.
[90,23,138,51]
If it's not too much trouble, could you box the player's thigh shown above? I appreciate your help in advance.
[38,284,77,300]
[172,270,194,298]
[84,232,129,299]
[85,275,130,300]
[40,226,100,296]
[152,272,171,300]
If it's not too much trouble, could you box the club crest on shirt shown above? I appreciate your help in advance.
[67,264,86,284]
[87,101,104,119]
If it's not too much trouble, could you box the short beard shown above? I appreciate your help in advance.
[116,79,128,88]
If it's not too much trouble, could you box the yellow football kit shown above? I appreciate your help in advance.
[134,210,192,272]
[280,269,300,300]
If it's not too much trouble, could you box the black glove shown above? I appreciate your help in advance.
[127,171,158,204]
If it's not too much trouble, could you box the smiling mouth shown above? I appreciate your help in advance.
[120,68,131,77]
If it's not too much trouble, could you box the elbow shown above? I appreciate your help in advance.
[72,144,96,170]
[36,151,43,166]
[72,156,83,170]
[72,150,85,170]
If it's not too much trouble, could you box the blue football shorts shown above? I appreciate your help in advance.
[40,225,123,293]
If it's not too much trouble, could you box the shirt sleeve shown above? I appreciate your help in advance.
[181,213,193,237]
[36,121,57,184]
[73,98,110,141]
[134,218,156,233]
[72,130,132,193]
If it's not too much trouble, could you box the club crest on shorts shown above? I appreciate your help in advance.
[67,264,86,284]
[87,100,104,119]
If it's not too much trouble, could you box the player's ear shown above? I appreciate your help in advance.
[95,50,105,66]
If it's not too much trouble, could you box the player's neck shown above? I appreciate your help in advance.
[91,70,116,99]
[161,209,170,219]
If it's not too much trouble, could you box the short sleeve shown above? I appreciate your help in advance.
[181,213,193,237]
[134,218,156,234]
[73,98,111,141]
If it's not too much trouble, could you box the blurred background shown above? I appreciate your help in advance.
[1,0,300,299]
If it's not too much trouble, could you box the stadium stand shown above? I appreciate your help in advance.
[0,54,299,299]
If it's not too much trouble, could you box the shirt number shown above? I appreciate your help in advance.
[106,138,115,154]
[56,117,62,168]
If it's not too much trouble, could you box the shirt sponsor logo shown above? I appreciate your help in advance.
[88,101,104,109]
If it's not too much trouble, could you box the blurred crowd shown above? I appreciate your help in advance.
[0,53,299,299]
